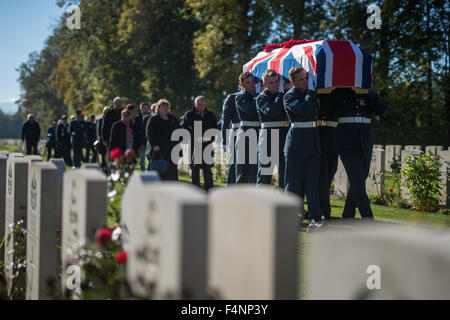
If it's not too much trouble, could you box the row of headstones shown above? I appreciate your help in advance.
[334,146,450,208]
[1,151,450,300]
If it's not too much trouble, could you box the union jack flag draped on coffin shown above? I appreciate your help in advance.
[243,39,373,90]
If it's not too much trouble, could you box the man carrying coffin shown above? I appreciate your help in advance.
[256,69,289,188]
[283,67,322,232]
[317,93,339,222]
[334,88,386,219]
[221,89,241,184]
[235,72,260,184]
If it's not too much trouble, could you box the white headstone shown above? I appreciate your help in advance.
[49,159,66,229]
[307,225,450,299]
[373,144,383,150]
[208,185,300,299]
[0,154,7,259]
[4,156,29,296]
[385,145,402,173]
[366,149,385,195]
[439,150,450,208]
[0,151,9,157]
[81,163,101,170]
[425,146,444,156]
[334,156,350,198]
[61,169,107,296]
[125,182,207,299]
[8,153,24,158]
[26,162,59,300]
[405,145,423,151]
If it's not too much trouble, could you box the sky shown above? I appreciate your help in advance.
[0,0,65,113]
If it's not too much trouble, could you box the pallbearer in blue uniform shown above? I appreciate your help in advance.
[317,93,339,221]
[235,72,260,184]
[256,69,289,188]
[283,67,322,232]
[221,90,241,184]
[334,88,387,219]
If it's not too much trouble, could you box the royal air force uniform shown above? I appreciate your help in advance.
[317,94,339,220]
[333,88,387,219]
[221,92,241,184]
[235,90,260,184]
[256,88,289,188]
[283,87,321,222]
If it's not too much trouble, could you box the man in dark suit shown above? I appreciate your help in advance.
[69,110,88,168]
[221,90,241,184]
[46,121,57,160]
[235,72,260,184]
[85,114,98,163]
[21,114,41,155]
[182,96,218,191]
[283,66,322,232]
[334,88,387,219]
[56,115,72,166]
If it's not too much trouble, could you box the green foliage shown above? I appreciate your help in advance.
[401,152,442,212]
[0,220,27,300]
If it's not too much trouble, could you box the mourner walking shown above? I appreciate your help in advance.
[21,114,41,155]
[46,120,57,160]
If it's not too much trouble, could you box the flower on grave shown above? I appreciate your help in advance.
[95,228,113,246]
[124,149,136,161]
[109,148,123,160]
[389,188,393,193]
[115,250,128,264]
[56,228,62,233]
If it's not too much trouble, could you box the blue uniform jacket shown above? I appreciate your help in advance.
[235,91,259,130]
[221,92,241,147]
[333,88,387,151]
[69,119,88,145]
[283,87,321,156]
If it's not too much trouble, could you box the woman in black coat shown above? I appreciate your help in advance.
[146,99,180,180]
[109,109,139,154]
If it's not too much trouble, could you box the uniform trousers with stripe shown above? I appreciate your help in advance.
[339,148,374,219]
[284,153,321,221]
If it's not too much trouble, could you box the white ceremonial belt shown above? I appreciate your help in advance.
[338,117,371,124]
[240,121,261,127]
[291,121,319,128]
[261,121,290,128]
[231,123,240,129]
[318,120,338,127]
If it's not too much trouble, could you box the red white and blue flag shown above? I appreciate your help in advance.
[243,39,373,90]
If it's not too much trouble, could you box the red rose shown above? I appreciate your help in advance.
[115,251,128,264]
[124,149,136,160]
[389,188,393,193]
[109,148,123,160]
[56,228,62,233]
[95,228,113,245]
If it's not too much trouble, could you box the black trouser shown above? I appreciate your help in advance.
[235,127,259,184]
[160,162,178,181]
[85,145,98,163]
[47,144,55,160]
[257,127,288,189]
[26,141,38,155]
[319,150,338,218]
[285,153,321,221]
[226,128,238,185]
[339,148,373,219]
[192,165,213,191]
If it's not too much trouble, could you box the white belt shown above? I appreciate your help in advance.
[231,123,240,129]
[240,121,261,127]
[318,120,338,127]
[291,121,319,128]
[338,117,371,124]
[261,121,290,128]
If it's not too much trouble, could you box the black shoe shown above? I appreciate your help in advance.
[307,219,323,233]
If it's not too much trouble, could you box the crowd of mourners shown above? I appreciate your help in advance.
[21,67,386,232]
